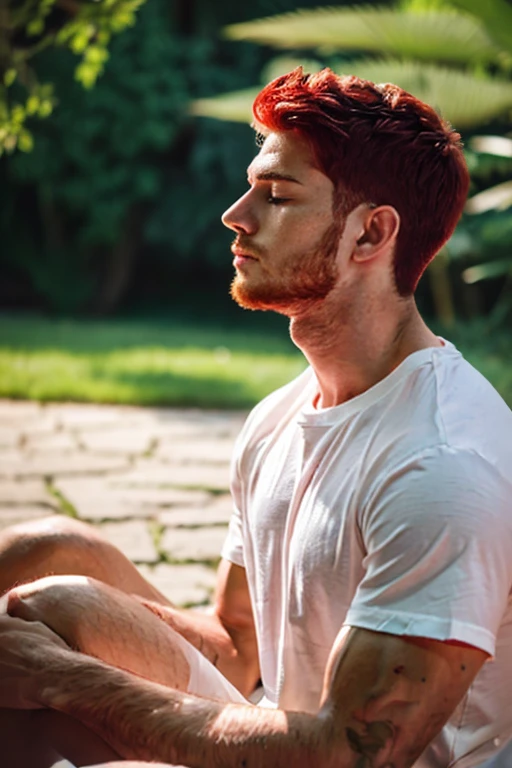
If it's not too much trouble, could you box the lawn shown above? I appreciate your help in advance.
[0,314,510,408]
[0,313,307,408]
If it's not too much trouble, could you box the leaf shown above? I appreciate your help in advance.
[18,129,34,153]
[27,18,45,37]
[4,69,17,87]
[465,180,512,214]
[224,6,501,65]
[334,59,512,129]
[191,88,260,123]
[462,258,512,283]
[192,59,512,130]
[450,0,512,55]
[469,135,512,158]
[26,95,40,116]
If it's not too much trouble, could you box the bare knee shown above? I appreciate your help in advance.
[0,515,114,593]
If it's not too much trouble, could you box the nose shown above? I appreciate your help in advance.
[221,190,258,235]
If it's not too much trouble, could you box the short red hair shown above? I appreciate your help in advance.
[253,68,469,295]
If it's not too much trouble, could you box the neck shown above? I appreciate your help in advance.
[288,291,441,409]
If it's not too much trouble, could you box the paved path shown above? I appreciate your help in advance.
[0,399,248,607]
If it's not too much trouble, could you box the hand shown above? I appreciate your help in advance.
[5,574,90,649]
[0,611,70,709]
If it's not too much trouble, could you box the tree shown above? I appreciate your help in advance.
[0,0,147,154]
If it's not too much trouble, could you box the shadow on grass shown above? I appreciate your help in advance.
[86,367,265,409]
[0,313,297,356]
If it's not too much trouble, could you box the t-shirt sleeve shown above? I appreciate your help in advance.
[345,446,512,656]
[221,503,244,567]
[220,432,245,568]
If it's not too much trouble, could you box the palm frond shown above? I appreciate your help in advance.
[336,59,512,129]
[191,59,512,130]
[465,180,512,214]
[190,88,260,123]
[470,135,512,158]
[450,0,512,55]
[224,6,500,65]
[462,258,512,283]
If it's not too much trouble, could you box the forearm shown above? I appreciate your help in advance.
[42,652,339,768]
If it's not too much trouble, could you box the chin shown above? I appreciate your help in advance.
[230,279,313,317]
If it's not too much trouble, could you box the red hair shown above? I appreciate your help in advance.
[253,68,469,295]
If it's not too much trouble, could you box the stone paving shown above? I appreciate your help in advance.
[0,398,248,607]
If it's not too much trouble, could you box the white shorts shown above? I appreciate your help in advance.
[172,630,275,708]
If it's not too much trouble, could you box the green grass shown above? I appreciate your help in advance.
[0,313,307,408]
[0,313,510,408]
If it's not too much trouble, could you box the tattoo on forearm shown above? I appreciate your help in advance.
[346,720,397,768]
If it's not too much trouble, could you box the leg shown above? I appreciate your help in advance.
[0,514,170,603]
[2,575,192,767]
[0,516,188,767]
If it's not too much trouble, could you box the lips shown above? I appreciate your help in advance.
[231,246,257,260]
[231,244,259,270]
[233,254,256,269]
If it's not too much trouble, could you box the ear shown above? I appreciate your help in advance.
[352,205,400,263]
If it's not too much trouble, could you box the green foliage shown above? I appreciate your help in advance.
[1,0,274,314]
[0,314,305,408]
[0,0,146,154]
[450,0,512,57]
[195,4,512,130]
[2,0,191,311]
[224,5,500,65]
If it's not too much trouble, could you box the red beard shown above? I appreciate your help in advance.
[230,220,344,316]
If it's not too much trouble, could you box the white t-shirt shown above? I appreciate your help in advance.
[222,342,512,767]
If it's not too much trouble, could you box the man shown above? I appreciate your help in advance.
[0,68,510,768]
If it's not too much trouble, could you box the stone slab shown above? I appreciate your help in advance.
[98,520,158,563]
[122,461,231,492]
[0,428,21,449]
[0,505,56,530]
[24,432,79,453]
[158,496,232,528]
[136,563,217,606]
[0,400,42,424]
[55,477,211,521]
[46,403,129,428]
[77,427,155,456]
[0,452,130,479]
[161,525,228,562]
[19,414,59,437]
[0,479,55,507]
[156,438,235,465]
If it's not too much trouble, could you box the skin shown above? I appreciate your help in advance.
[0,130,489,767]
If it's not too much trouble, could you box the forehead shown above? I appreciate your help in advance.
[247,131,332,189]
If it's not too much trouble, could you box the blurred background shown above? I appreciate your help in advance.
[1,0,511,409]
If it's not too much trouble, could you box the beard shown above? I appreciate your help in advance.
[230,219,344,316]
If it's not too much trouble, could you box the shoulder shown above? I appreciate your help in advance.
[363,443,512,537]
[358,343,512,491]
[234,365,314,452]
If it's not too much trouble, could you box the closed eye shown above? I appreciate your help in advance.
[267,195,290,205]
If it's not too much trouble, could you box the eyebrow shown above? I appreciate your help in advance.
[247,170,303,185]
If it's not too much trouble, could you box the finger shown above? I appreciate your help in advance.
[0,612,70,650]
[6,589,35,622]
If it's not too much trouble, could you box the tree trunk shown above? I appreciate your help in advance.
[94,208,141,316]
[427,248,455,328]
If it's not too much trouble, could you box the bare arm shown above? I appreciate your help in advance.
[1,605,486,768]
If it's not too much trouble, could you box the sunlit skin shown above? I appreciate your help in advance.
[224,130,442,408]
[225,132,343,315]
